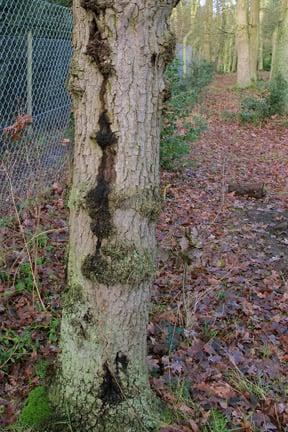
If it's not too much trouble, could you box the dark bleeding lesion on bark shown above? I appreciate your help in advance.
[100,353,129,405]
[80,0,112,16]
[85,112,117,241]
[151,53,157,66]
[86,18,113,77]
[82,5,118,280]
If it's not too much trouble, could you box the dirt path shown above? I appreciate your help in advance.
[151,74,288,431]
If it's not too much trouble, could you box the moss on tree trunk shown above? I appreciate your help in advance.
[50,1,179,431]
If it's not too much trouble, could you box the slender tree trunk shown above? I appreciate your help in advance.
[183,0,199,77]
[217,0,227,71]
[271,0,288,81]
[51,1,178,430]
[236,0,251,86]
[258,0,265,71]
[249,0,260,81]
[203,0,213,62]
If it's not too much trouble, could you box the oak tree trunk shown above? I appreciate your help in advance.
[52,1,178,430]
[236,0,251,86]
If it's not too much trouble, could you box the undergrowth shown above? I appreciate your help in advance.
[239,74,288,124]
[161,58,213,170]
[204,410,230,432]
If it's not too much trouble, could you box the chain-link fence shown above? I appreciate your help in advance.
[0,0,73,213]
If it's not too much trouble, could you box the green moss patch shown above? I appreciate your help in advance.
[82,242,155,286]
[18,386,52,429]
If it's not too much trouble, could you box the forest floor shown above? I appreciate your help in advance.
[1,74,288,431]
[153,74,288,432]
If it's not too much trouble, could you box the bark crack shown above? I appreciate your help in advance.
[82,2,118,269]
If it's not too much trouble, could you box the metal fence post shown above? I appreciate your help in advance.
[27,30,33,117]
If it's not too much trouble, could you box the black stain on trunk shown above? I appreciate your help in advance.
[82,6,118,281]
[85,112,117,241]
[80,0,112,16]
[99,353,129,406]
[86,19,113,76]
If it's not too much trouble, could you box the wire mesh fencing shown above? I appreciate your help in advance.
[0,0,73,214]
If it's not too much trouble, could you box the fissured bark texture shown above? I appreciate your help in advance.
[52,1,179,431]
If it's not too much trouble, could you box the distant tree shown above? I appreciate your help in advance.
[271,0,288,83]
[202,0,213,61]
[250,0,260,81]
[236,0,251,85]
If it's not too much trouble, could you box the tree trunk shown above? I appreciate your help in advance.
[271,0,288,81]
[249,0,260,81]
[202,0,213,62]
[51,1,178,431]
[216,0,227,72]
[236,0,251,86]
[183,0,199,77]
[258,0,265,71]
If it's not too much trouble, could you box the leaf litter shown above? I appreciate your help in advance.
[1,74,288,431]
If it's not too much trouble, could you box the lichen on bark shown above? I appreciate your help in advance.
[82,241,155,286]
[110,186,162,222]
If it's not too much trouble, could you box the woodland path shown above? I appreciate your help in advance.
[151,74,288,431]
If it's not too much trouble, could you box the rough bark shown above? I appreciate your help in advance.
[51,1,178,431]
[236,0,251,86]
[271,0,288,81]
[249,0,260,81]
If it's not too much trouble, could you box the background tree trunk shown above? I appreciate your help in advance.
[258,0,266,71]
[236,0,251,86]
[249,0,260,81]
[202,0,213,61]
[52,1,178,430]
[271,0,288,81]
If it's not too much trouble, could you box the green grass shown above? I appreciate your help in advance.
[228,369,268,400]
[204,410,231,432]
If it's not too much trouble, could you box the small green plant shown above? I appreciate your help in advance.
[35,360,49,380]
[217,291,227,302]
[0,216,15,228]
[266,74,288,115]
[239,96,269,124]
[239,74,288,124]
[48,317,60,343]
[161,58,213,170]
[0,270,9,282]
[35,233,49,249]
[259,344,272,359]
[221,110,237,123]
[202,321,218,341]
[0,328,37,370]
[15,262,34,292]
[204,410,230,432]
